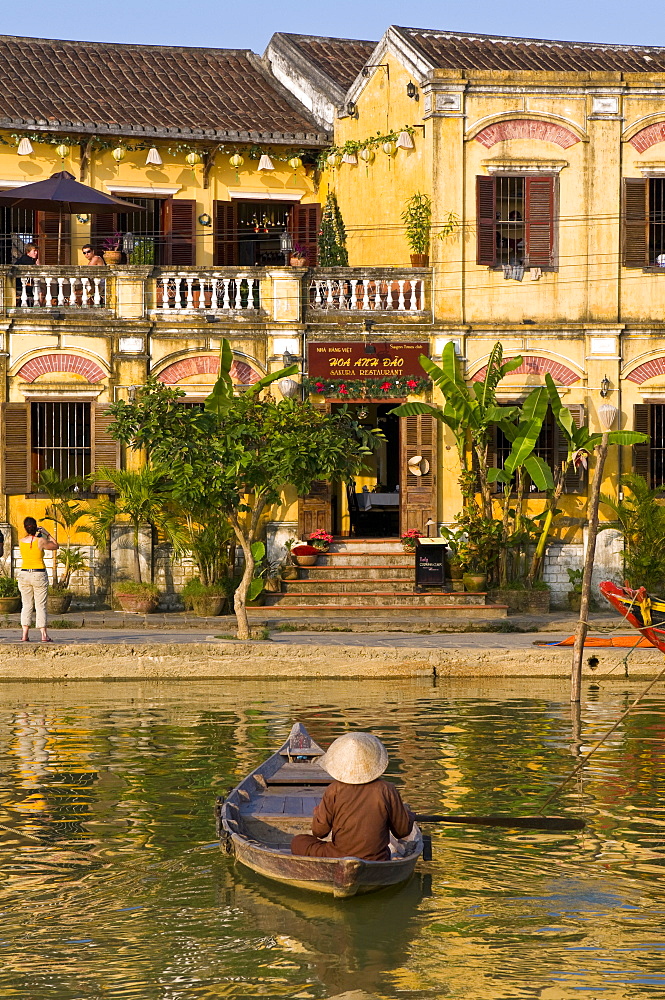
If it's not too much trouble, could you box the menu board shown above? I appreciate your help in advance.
[415,538,448,589]
[308,342,429,379]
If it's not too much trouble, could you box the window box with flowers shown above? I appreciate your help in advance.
[303,376,430,399]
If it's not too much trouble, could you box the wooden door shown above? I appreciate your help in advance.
[37,210,71,264]
[163,199,196,265]
[400,414,437,536]
[298,480,332,537]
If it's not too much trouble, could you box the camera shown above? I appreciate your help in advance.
[35,528,45,539]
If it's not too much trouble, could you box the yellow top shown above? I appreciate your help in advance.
[19,538,45,570]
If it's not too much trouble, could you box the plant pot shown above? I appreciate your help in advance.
[191,594,226,617]
[264,576,282,594]
[463,573,487,593]
[290,256,307,267]
[47,593,72,614]
[449,563,464,582]
[294,554,318,566]
[282,565,298,581]
[568,591,582,612]
[410,253,429,267]
[103,250,123,265]
[0,597,21,613]
[115,592,159,613]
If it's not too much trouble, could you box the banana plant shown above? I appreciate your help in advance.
[392,341,522,517]
[205,339,298,418]
[526,373,648,584]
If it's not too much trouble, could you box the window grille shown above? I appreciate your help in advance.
[31,402,91,481]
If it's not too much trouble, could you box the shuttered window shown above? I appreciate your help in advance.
[491,403,585,494]
[37,211,71,264]
[32,401,91,481]
[289,203,321,265]
[633,403,665,487]
[164,199,196,266]
[476,175,556,270]
[213,201,238,265]
[623,178,665,268]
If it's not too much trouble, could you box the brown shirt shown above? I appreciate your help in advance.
[311,778,415,861]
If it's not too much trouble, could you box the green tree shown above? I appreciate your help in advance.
[109,341,383,638]
[600,473,665,591]
[318,192,348,266]
[87,466,186,584]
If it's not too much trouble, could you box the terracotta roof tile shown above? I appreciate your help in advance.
[399,26,665,73]
[0,35,330,143]
[279,33,377,90]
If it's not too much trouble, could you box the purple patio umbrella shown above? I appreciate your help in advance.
[0,170,145,262]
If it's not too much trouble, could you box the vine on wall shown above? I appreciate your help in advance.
[302,375,430,398]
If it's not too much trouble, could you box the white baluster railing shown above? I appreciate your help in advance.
[307,271,427,314]
[14,269,107,309]
[154,271,261,313]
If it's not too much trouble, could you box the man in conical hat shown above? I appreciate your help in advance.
[291,732,414,861]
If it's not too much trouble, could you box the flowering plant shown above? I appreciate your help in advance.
[308,529,333,551]
[400,528,422,551]
[291,242,307,258]
[303,375,429,399]
[101,231,123,252]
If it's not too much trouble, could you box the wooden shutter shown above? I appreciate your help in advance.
[525,176,555,269]
[289,203,321,265]
[623,178,648,268]
[560,404,586,494]
[37,211,71,264]
[633,403,651,483]
[400,415,437,535]
[91,211,118,255]
[213,201,238,266]
[476,176,496,266]
[2,402,30,494]
[92,404,120,492]
[164,199,196,266]
[298,480,332,536]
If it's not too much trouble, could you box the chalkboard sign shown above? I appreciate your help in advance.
[415,538,448,589]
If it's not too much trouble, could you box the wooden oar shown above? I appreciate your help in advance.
[415,814,584,832]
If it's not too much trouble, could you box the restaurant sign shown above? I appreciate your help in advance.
[308,342,429,379]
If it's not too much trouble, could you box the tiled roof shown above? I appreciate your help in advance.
[398,26,665,73]
[0,35,330,143]
[278,33,377,90]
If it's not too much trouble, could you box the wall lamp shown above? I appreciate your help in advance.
[346,101,358,119]
[361,63,389,78]
[406,81,419,101]
[600,375,611,398]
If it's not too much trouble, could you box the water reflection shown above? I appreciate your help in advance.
[0,679,661,997]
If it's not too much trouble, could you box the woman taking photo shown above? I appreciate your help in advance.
[18,518,58,642]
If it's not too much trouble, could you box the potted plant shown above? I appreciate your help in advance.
[0,576,20,613]
[291,543,320,567]
[290,243,308,267]
[567,568,583,612]
[438,526,465,588]
[455,504,502,593]
[401,193,431,267]
[281,539,299,580]
[48,545,88,614]
[400,529,422,552]
[101,232,123,265]
[113,579,160,613]
[183,578,227,617]
[308,529,333,553]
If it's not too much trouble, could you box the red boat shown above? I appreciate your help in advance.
[599,581,665,653]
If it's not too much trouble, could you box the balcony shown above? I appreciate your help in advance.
[307,267,431,322]
[10,266,111,310]
[152,267,263,315]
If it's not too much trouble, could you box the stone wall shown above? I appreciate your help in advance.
[543,529,623,609]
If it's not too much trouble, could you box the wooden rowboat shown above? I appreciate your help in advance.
[600,581,665,653]
[215,722,423,898]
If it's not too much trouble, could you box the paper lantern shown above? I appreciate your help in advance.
[341,152,357,165]
[55,143,70,159]
[396,131,415,149]
[229,153,244,168]
[17,137,33,156]
[112,146,126,162]
[358,148,374,163]
[185,151,201,166]
[257,154,274,171]
[278,377,300,399]
[382,141,396,155]
[326,153,341,168]
[599,402,618,431]
[288,156,302,170]
[145,147,162,166]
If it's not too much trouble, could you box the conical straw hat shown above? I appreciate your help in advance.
[320,732,388,784]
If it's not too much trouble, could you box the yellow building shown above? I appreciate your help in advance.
[4,27,665,607]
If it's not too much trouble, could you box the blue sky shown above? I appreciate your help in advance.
[5,0,665,52]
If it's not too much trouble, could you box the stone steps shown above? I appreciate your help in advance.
[255,602,506,619]
[297,566,415,581]
[266,591,488,607]
[282,579,449,594]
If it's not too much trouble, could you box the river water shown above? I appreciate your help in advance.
[0,676,664,999]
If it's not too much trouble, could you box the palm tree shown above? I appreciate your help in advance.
[87,466,186,584]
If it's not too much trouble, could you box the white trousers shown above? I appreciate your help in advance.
[18,570,48,629]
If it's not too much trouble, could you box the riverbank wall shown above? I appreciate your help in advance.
[0,641,661,680]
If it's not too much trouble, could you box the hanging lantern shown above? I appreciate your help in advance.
[145,147,162,166]
[326,153,341,168]
[229,153,244,168]
[55,143,70,160]
[278,377,300,399]
[112,146,126,162]
[341,151,357,165]
[185,151,202,167]
[17,137,33,156]
[358,148,374,163]
[382,141,396,155]
[288,156,302,170]
[396,131,415,149]
[257,154,275,171]
[599,402,618,431]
